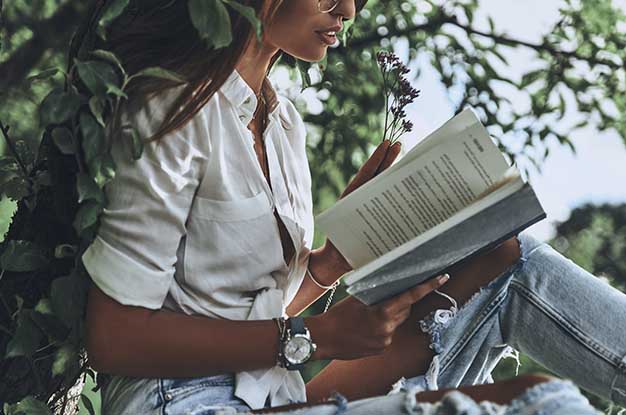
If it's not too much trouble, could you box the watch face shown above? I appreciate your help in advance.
[284,335,312,364]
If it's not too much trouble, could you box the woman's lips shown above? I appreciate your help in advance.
[315,31,337,46]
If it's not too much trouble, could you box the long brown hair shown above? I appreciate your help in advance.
[96,0,284,143]
[95,0,368,143]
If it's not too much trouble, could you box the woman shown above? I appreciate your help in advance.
[81,0,623,414]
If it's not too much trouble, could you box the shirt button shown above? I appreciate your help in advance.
[164,392,173,401]
[244,97,251,104]
[239,114,246,120]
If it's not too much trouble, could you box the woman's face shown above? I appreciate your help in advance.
[264,0,357,62]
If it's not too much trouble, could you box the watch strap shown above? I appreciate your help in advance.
[288,316,305,335]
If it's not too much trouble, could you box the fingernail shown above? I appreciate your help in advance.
[437,274,450,284]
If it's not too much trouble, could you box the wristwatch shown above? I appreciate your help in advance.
[279,317,317,370]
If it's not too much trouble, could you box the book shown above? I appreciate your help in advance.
[315,108,546,305]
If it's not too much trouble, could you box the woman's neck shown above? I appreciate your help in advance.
[235,40,279,95]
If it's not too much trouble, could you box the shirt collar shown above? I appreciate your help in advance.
[221,69,280,126]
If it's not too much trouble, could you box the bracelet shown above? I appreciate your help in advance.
[306,267,340,313]
[306,266,340,290]
[273,317,287,341]
[273,317,287,368]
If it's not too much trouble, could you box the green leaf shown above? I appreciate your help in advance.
[89,96,106,127]
[0,240,49,272]
[188,0,233,49]
[34,298,53,315]
[91,49,127,77]
[295,60,311,89]
[0,156,19,173]
[88,153,117,187]
[81,394,96,415]
[341,19,355,46]
[77,174,104,204]
[75,59,120,98]
[72,201,103,236]
[106,84,128,99]
[50,274,87,328]
[130,127,143,160]
[130,67,186,84]
[100,0,130,27]
[6,396,51,415]
[5,310,44,359]
[51,127,76,155]
[52,343,78,376]
[39,89,82,127]
[14,140,34,168]
[80,112,106,164]
[27,67,61,83]
[31,299,70,342]
[223,0,262,40]
[0,178,25,201]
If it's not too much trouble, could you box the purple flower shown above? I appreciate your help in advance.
[376,51,420,145]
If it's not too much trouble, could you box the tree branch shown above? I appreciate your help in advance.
[339,11,622,71]
[445,16,623,70]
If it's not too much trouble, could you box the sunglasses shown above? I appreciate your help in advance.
[318,0,368,13]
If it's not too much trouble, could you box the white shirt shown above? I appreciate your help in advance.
[81,69,314,409]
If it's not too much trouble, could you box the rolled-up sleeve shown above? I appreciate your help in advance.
[81,89,211,309]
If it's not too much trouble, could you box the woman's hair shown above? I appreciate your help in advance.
[97,0,368,142]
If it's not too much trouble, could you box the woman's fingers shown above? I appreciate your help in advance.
[374,141,402,176]
[380,273,450,315]
[340,140,391,198]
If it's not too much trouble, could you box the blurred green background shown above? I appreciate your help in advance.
[1,0,625,413]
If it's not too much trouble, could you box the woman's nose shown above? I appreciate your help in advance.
[331,0,357,21]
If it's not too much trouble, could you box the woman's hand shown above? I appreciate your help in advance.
[306,274,449,361]
[319,139,403,273]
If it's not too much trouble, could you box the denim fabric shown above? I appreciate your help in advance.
[101,373,251,414]
[245,379,599,415]
[100,231,625,414]
[391,232,626,408]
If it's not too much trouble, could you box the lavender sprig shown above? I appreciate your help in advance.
[376,51,420,145]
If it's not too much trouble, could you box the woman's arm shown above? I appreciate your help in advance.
[86,267,444,378]
[86,283,287,377]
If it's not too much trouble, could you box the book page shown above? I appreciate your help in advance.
[315,108,511,269]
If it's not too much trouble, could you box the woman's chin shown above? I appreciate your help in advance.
[287,46,329,63]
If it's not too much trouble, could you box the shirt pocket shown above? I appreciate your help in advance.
[190,190,272,222]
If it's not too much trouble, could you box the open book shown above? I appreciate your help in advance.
[315,108,546,305]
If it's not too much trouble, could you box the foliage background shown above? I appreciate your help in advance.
[0,0,625,413]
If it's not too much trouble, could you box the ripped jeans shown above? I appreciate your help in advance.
[397,231,626,406]
[100,232,625,414]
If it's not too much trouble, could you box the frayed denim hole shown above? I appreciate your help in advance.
[388,377,407,395]
[438,390,486,414]
[327,391,348,414]
[505,379,583,413]
[416,237,528,391]
[403,384,436,415]
[418,290,459,390]
[501,346,522,376]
